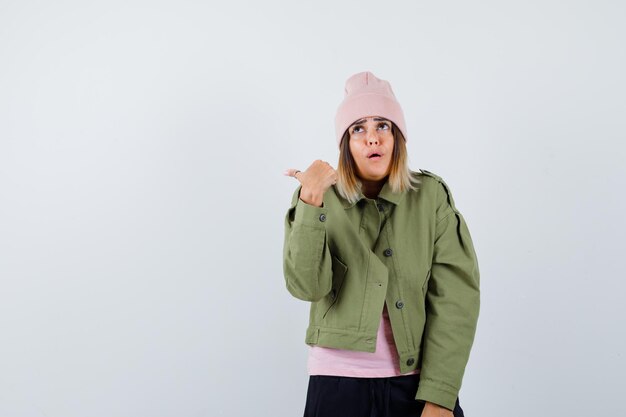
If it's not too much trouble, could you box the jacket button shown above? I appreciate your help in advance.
[406,358,415,366]
[319,213,326,222]
[395,300,404,309]
[383,248,393,257]
[330,289,336,299]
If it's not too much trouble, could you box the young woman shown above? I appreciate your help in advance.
[283,71,480,417]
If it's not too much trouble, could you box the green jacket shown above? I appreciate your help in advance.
[282,169,480,411]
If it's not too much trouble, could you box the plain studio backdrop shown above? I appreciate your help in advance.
[1,1,624,416]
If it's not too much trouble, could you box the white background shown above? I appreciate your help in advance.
[1,1,625,416]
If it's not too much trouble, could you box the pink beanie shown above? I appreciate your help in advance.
[334,71,407,147]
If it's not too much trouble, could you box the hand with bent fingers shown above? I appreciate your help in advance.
[420,401,454,417]
[283,159,337,207]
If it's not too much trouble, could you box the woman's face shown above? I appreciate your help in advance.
[348,116,395,181]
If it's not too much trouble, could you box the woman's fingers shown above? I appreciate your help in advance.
[285,161,336,190]
[283,168,301,178]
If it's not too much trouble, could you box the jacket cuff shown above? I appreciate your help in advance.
[415,379,458,412]
[294,196,328,228]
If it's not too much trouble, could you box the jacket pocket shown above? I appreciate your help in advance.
[322,255,348,319]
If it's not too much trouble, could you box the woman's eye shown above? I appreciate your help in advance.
[352,123,388,134]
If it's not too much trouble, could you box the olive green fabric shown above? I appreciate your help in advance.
[282,169,480,411]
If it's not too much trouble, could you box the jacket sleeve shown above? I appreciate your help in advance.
[282,184,333,302]
[415,179,481,411]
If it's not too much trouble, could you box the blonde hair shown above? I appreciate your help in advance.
[335,122,421,204]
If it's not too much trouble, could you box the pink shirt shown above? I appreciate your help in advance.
[307,303,421,377]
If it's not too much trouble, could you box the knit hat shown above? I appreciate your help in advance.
[334,71,407,148]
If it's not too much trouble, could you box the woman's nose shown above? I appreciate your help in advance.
[367,131,379,144]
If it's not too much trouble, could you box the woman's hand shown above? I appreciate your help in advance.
[420,401,454,417]
[284,160,338,207]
